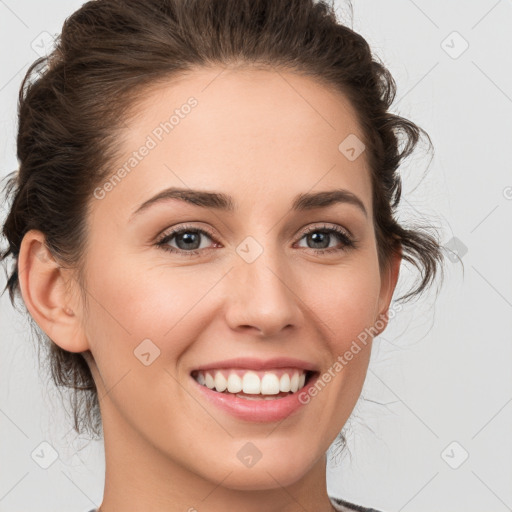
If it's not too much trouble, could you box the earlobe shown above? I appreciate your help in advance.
[17,229,89,353]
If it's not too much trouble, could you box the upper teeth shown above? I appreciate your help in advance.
[194,369,307,394]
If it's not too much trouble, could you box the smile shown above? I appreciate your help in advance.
[191,368,312,398]
[190,361,320,422]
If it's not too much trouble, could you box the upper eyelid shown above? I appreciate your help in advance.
[157,224,215,241]
[300,224,351,236]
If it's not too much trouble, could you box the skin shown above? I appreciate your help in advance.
[18,66,401,512]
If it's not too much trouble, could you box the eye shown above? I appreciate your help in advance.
[295,224,356,255]
[155,223,356,257]
[155,224,217,257]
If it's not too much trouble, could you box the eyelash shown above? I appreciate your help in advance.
[155,223,356,257]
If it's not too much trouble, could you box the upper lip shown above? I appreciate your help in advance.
[191,357,319,373]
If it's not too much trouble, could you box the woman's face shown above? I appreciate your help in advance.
[71,67,399,490]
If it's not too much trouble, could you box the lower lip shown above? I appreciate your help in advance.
[191,373,319,423]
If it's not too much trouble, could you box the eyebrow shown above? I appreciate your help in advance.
[129,186,368,221]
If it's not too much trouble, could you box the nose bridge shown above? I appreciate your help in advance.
[225,235,301,336]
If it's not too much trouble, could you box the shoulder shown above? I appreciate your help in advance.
[330,495,386,512]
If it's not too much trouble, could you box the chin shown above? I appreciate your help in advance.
[197,451,314,491]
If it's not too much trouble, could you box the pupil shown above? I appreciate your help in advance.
[309,232,328,249]
[177,232,199,250]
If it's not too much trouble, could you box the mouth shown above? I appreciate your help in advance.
[190,368,318,400]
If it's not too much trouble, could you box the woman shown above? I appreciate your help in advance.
[1,0,444,510]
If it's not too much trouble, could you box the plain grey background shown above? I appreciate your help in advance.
[1,1,511,511]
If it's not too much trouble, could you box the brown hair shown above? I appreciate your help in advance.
[1,0,445,440]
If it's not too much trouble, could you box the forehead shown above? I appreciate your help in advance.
[91,66,372,224]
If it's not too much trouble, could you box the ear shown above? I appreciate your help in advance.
[375,243,402,335]
[17,230,89,353]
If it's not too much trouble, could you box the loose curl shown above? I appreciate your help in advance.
[1,0,445,440]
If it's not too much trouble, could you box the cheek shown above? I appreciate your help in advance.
[304,260,382,346]
[83,251,227,366]
[81,256,216,428]
[301,259,381,403]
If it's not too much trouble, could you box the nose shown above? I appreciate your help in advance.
[224,246,303,337]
